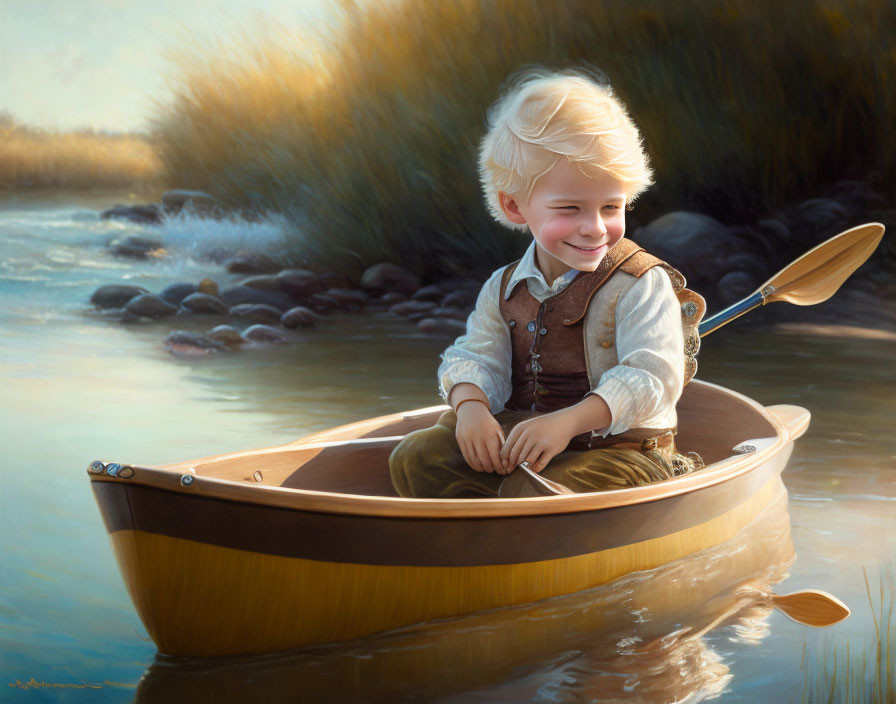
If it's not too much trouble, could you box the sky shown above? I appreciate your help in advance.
[0,0,347,133]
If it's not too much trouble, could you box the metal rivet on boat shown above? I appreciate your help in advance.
[681,301,698,318]
[735,444,757,454]
[527,321,536,332]
[539,327,547,335]
[117,465,135,479]
[508,319,516,328]
[563,318,572,325]
[642,438,658,451]
[180,474,194,487]
[253,471,263,483]
[88,460,106,474]
[105,463,122,476]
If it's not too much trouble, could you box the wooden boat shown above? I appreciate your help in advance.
[88,379,809,657]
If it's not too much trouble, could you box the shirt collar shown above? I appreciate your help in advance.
[503,240,580,300]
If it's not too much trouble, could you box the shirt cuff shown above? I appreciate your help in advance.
[592,376,636,437]
[439,361,505,412]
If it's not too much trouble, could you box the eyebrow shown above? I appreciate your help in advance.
[547,196,626,203]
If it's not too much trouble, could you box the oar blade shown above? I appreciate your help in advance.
[762,222,885,306]
[770,589,851,627]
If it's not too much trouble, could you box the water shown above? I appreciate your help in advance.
[1,198,893,702]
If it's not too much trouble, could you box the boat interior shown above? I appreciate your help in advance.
[161,382,779,497]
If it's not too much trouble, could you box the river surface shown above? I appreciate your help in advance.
[1,197,893,703]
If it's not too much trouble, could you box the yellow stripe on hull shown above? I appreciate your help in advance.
[110,475,784,656]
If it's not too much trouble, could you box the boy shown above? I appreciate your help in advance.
[390,66,701,498]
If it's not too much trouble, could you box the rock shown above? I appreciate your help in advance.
[431,306,468,321]
[206,324,246,347]
[164,330,226,356]
[716,271,757,306]
[277,269,324,299]
[180,292,230,315]
[318,272,354,290]
[220,285,295,311]
[441,286,480,310]
[243,324,289,344]
[828,180,887,213]
[123,293,179,319]
[435,276,481,294]
[389,300,436,317]
[198,278,219,296]
[793,198,849,234]
[360,263,421,296]
[633,212,732,289]
[228,303,283,324]
[108,234,166,259]
[379,291,408,304]
[307,293,342,313]
[726,253,768,281]
[325,288,368,309]
[411,284,445,303]
[90,284,149,309]
[417,317,467,336]
[100,203,163,225]
[159,282,199,306]
[281,306,320,329]
[240,275,282,291]
[225,251,281,274]
[161,190,219,217]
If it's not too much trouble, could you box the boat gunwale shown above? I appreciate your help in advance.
[87,380,802,519]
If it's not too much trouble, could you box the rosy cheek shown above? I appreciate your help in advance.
[541,220,572,242]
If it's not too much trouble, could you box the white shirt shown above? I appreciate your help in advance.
[437,240,684,437]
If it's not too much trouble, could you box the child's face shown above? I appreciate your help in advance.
[499,158,627,284]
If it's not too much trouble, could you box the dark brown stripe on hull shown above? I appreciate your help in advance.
[92,457,783,567]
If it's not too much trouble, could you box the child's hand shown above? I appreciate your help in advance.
[455,402,509,474]
[500,412,575,473]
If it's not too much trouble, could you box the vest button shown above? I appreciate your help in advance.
[527,321,536,332]
[539,327,547,335]
[601,340,613,349]
[508,319,516,328]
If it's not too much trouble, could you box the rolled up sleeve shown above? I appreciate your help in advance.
[437,268,512,412]
[593,267,684,435]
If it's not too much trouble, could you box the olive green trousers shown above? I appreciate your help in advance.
[389,409,694,499]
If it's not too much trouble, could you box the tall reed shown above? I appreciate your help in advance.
[153,0,895,279]
[0,113,162,192]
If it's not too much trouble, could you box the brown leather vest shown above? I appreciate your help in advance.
[498,239,677,413]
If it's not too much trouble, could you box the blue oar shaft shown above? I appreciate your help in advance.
[698,291,766,337]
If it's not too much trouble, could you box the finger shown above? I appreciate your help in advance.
[459,440,481,473]
[529,448,553,473]
[471,440,494,473]
[485,435,507,474]
[514,437,538,469]
[499,427,518,460]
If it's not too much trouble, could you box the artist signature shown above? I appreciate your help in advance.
[8,678,133,689]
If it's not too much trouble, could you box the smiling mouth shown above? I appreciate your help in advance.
[566,243,607,253]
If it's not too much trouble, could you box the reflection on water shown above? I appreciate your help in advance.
[1,203,894,702]
[135,488,794,703]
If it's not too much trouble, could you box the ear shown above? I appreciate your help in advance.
[498,191,527,225]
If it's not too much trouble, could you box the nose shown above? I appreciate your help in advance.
[580,209,607,237]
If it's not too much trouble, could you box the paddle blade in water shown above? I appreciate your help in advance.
[762,222,885,306]
[769,589,851,627]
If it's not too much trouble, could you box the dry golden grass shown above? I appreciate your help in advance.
[0,115,163,191]
[148,0,896,278]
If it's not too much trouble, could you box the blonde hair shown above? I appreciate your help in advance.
[478,65,654,232]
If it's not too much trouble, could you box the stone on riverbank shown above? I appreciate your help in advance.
[164,330,226,356]
[225,252,281,274]
[90,284,149,309]
[360,263,421,296]
[198,278,219,296]
[229,303,283,324]
[123,294,179,319]
[160,282,199,306]
[277,269,324,299]
[108,234,166,259]
[411,284,444,303]
[180,292,229,315]
[281,306,320,329]
[325,288,368,309]
[220,285,295,311]
[100,204,164,225]
[206,324,247,347]
[240,275,282,291]
[243,324,289,344]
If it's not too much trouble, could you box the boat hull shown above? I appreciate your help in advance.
[92,445,791,655]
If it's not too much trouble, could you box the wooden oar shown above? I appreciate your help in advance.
[699,222,885,336]
[760,588,851,627]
